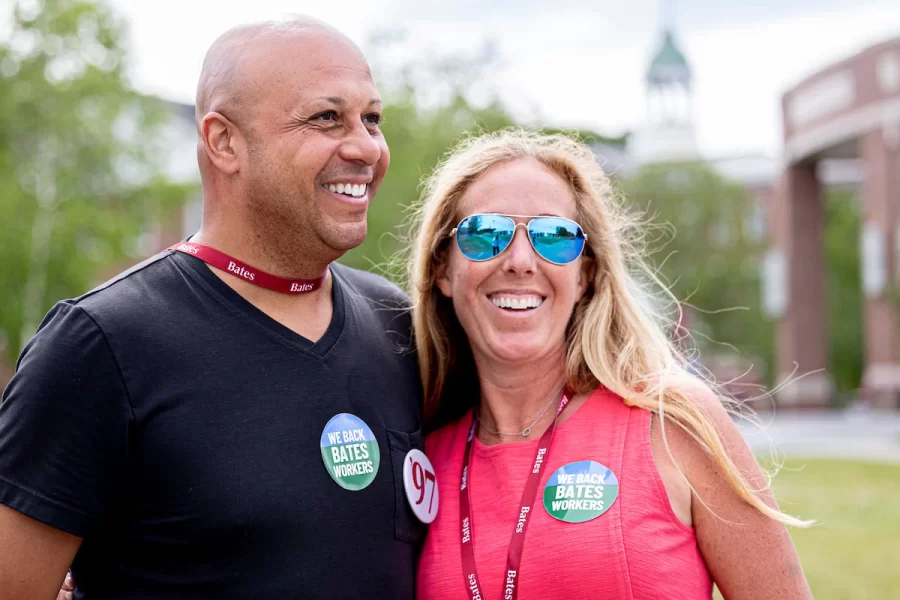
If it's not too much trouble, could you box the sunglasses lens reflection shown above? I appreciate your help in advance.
[529,217,586,264]
[456,215,515,261]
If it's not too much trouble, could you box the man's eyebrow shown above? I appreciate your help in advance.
[310,97,382,107]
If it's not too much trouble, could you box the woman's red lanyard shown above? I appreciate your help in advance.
[459,388,572,600]
[168,242,327,294]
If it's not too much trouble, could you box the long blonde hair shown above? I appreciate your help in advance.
[406,128,809,527]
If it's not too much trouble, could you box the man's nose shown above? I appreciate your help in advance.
[338,120,382,166]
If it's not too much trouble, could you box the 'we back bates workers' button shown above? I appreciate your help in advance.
[320,414,380,491]
[542,460,619,523]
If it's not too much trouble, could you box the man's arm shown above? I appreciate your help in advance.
[0,302,134,600]
[0,504,81,600]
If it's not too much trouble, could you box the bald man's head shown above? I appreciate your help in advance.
[195,17,368,134]
[193,17,389,271]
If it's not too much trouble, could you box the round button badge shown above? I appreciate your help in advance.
[402,449,439,523]
[320,413,380,491]
[543,460,619,523]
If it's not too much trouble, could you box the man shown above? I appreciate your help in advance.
[0,18,424,599]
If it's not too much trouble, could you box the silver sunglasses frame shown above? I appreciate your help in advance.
[449,213,589,265]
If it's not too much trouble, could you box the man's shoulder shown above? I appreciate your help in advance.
[10,252,183,409]
[331,263,410,308]
[66,250,185,327]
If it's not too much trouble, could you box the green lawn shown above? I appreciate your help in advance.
[715,459,900,599]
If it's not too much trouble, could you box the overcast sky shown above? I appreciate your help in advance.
[104,0,900,158]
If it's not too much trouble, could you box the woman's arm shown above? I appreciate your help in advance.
[655,384,813,599]
[57,572,75,600]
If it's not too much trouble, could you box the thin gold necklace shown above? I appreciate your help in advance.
[476,385,564,438]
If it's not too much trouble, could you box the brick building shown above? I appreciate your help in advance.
[768,36,900,409]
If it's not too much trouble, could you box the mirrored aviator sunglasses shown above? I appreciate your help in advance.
[450,214,588,265]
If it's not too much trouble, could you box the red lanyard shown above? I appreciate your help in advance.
[459,389,571,600]
[168,242,327,294]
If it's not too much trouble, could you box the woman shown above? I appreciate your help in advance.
[407,129,812,599]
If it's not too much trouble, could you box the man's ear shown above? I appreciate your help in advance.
[200,112,242,175]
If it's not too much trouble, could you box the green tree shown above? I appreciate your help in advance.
[0,0,190,363]
[622,162,773,385]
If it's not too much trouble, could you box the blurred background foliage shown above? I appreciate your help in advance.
[0,1,867,397]
[0,0,192,364]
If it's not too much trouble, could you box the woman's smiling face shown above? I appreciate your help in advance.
[436,158,592,367]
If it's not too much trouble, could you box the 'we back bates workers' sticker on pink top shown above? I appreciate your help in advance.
[320,413,380,491]
[543,460,619,523]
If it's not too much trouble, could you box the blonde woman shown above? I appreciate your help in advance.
[409,130,812,599]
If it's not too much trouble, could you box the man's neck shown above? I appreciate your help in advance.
[189,228,337,342]
[190,228,331,280]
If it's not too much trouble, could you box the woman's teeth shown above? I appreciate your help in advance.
[325,183,367,198]
[490,296,543,310]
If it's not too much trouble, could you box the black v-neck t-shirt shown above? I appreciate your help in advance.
[0,249,425,599]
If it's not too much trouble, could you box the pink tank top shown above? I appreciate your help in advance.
[417,386,712,599]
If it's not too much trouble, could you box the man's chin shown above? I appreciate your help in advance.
[325,222,368,253]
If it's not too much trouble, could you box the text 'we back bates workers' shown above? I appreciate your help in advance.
[320,414,381,491]
[543,460,619,523]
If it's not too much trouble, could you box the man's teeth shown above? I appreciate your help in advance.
[325,183,367,198]
[490,296,543,310]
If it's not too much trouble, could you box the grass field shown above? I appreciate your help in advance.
[715,459,900,599]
